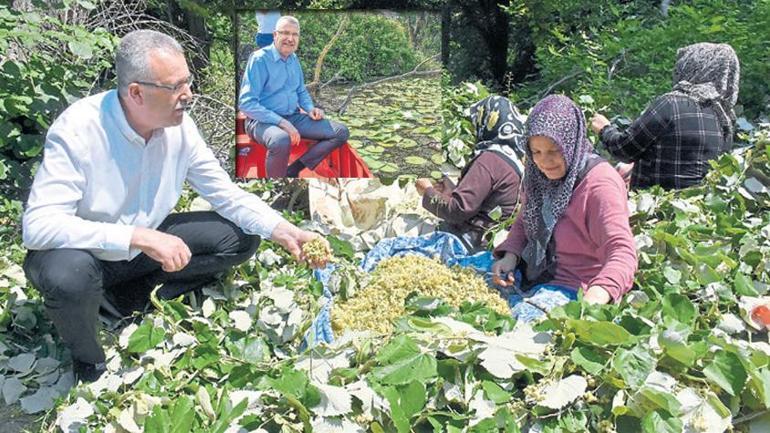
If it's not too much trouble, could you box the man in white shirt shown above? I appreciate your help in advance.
[21,30,326,382]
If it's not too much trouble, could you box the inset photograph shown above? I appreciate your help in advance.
[234,9,442,179]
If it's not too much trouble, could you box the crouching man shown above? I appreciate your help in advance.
[22,29,327,382]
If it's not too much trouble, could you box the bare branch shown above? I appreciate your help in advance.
[336,54,442,115]
[307,14,349,100]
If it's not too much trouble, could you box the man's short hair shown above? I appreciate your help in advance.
[275,15,300,31]
[116,30,184,97]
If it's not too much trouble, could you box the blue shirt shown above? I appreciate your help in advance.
[238,44,315,125]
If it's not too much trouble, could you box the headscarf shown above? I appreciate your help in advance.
[466,95,527,177]
[667,42,740,146]
[520,95,593,283]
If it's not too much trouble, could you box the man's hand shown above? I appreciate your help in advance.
[491,252,519,287]
[131,227,192,273]
[270,221,330,268]
[415,178,434,196]
[279,119,301,146]
[584,285,612,304]
[590,113,611,135]
[309,107,324,121]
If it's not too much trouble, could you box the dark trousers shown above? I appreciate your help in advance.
[22,211,260,364]
[245,113,349,177]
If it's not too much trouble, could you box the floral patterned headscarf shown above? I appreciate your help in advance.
[668,42,740,146]
[520,94,592,282]
[467,95,527,176]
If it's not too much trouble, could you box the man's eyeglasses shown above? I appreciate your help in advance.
[276,30,299,38]
[135,75,194,94]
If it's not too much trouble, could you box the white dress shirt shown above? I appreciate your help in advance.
[22,90,285,261]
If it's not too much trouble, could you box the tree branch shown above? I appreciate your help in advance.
[535,69,582,100]
[336,55,441,115]
[306,15,349,100]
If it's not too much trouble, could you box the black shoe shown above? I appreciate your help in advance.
[73,359,107,383]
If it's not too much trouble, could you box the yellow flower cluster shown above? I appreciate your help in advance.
[301,238,334,264]
[332,255,510,334]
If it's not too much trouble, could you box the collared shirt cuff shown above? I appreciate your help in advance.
[104,224,135,260]
[249,208,286,239]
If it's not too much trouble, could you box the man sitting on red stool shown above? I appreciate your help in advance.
[238,15,349,178]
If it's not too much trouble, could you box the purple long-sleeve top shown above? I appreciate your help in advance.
[494,162,637,302]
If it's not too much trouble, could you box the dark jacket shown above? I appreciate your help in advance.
[600,94,727,189]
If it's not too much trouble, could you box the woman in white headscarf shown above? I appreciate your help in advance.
[591,42,740,190]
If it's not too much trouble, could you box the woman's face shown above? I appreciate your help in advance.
[529,135,567,180]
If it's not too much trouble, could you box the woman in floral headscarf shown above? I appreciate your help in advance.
[591,42,740,189]
[415,95,526,252]
[492,95,637,322]
[415,96,524,252]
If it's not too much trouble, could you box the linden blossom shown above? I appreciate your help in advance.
[333,255,509,335]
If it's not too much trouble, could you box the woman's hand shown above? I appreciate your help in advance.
[590,114,610,135]
[491,252,519,287]
[584,285,611,304]
[415,178,433,196]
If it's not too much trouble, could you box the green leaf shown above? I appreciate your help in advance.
[226,336,270,363]
[169,396,195,433]
[145,404,171,433]
[748,367,770,408]
[636,387,681,416]
[662,293,696,325]
[662,267,681,285]
[704,350,748,396]
[658,322,696,367]
[380,380,426,433]
[127,321,166,353]
[482,380,511,404]
[328,235,355,260]
[67,40,93,59]
[405,155,428,165]
[400,380,427,419]
[735,272,760,296]
[268,368,310,400]
[641,410,682,433]
[571,346,608,375]
[370,335,437,385]
[431,153,446,165]
[613,346,655,389]
[568,319,633,346]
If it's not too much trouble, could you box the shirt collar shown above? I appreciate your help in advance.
[266,43,294,63]
[106,89,164,146]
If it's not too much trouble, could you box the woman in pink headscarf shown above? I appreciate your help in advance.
[492,95,637,322]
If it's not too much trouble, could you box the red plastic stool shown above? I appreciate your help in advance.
[235,112,373,179]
